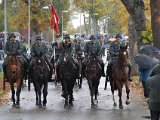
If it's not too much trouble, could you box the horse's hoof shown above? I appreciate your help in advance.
[69,103,73,107]
[119,105,123,109]
[113,102,117,106]
[12,104,16,108]
[43,104,46,107]
[104,88,106,90]
[126,101,130,105]
[35,102,39,106]
[39,105,42,108]
[94,100,98,104]
[64,104,68,108]
[91,104,96,108]
[43,104,46,109]
[16,104,20,108]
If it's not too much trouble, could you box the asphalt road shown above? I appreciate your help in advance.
[0,77,150,120]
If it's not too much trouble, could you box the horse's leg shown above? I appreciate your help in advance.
[15,79,22,108]
[10,83,16,107]
[69,80,74,107]
[104,75,108,90]
[63,81,68,108]
[118,83,123,109]
[79,76,82,89]
[125,81,130,105]
[110,80,117,106]
[79,65,82,89]
[33,82,39,106]
[43,83,48,107]
[36,82,42,108]
[95,83,99,104]
[88,80,94,107]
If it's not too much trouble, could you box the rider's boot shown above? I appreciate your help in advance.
[81,65,86,78]
[3,65,8,82]
[100,63,105,77]
[128,63,133,82]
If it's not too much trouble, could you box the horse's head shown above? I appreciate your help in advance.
[87,56,99,73]
[8,55,21,76]
[63,53,71,63]
[117,45,128,63]
[34,54,45,74]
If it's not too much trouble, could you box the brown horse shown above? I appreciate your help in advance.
[85,55,102,108]
[111,45,130,109]
[6,55,23,108]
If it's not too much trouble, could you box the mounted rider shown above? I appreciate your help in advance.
[55,34,79,97]
[74,37,83,58]
[52,34,63,63]
[29,35,53,81]
[56,34,79,75]
[107,33,133,82]
[82,35,105,77]
[3,33,26,82]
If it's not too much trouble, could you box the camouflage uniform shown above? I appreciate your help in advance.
[107,33,132,81]
[29,35,53,80]
[82,35,105,77]
[3,33,25,81]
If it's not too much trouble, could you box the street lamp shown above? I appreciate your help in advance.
[106,16,110,35]
[62,10,68,40]
[93,13,98,36]
[28,0,30,50]
[4,0,7,44]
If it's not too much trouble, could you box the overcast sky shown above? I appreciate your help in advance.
[71,12,85,29]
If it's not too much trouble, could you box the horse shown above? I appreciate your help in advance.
[75,52,83,89]
[6,55,23,108]
[32,53,50,108]
[59,53,78,108]
[110,45,130,109]
[85,55,102,108]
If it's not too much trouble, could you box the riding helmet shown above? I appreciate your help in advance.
[9,33,16,38]
[35,35,42,41]
[89,35,96,40]
[64,34,70,39]
[115,33,122,38]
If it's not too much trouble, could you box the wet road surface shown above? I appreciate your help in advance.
[0,77,150,120]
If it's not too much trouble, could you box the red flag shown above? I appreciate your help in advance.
[50,3,60,34]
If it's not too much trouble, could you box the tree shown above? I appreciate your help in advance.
[9,0,70,36]
[73,0,111,35]
[120,0,146,75]
[150,0,160,48]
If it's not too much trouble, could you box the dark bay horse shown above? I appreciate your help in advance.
[111,45,130,109]
[32,54,50,108]
[59,53,78,108]
[6,55,23,108]
[75,53,83,89]
[85,55,102,108]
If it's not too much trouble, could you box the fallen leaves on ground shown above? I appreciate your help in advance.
[0,79,10,105]
[131,76,144,97]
